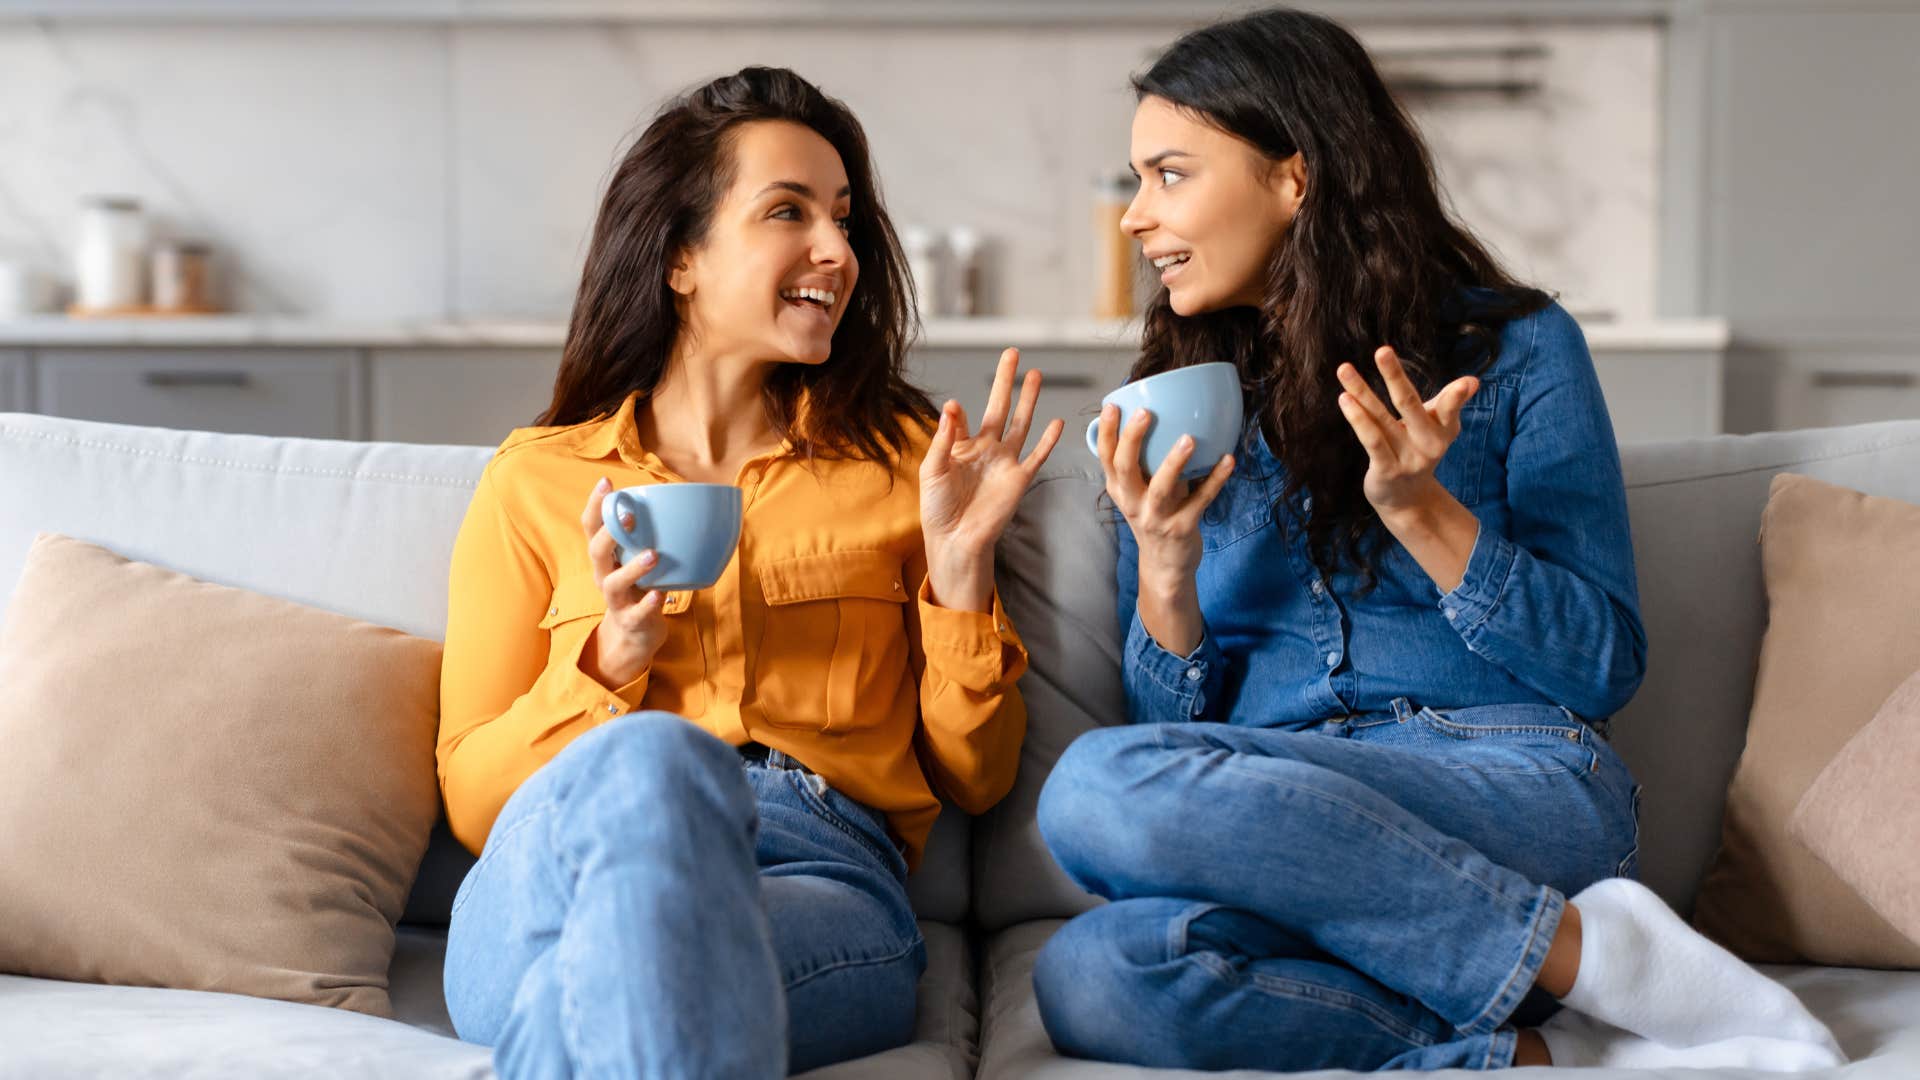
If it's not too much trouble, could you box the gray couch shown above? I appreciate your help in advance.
[2,410,1918,1079]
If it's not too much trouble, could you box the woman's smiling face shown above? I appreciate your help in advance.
[671,119,859,367]
[1121,95,1304,317]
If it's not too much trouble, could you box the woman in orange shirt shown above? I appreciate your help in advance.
[438,67,1063,1078]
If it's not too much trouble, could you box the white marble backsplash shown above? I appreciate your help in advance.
[0,13,1660,323]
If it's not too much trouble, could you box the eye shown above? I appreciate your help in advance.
[770,203,802,222]
[1159,168,1185,187]
[835,214,852,233]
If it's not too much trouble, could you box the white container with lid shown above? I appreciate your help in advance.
[74,196,148,312]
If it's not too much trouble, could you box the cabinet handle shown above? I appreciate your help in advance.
[1811,371,1917,389]
[995,373,1098,389]
[142,370,252,388]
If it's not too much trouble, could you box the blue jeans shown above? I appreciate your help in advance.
[443,712,926,1079]
[1034,699,1642,1072]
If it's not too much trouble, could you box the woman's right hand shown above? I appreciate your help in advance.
[580,477,669,688]
[1094,403,1235,654]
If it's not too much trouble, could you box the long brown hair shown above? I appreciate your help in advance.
[1132,8,1551,588]
[537,66,935,463]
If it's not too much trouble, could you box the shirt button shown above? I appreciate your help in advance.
[1310,579,1325,597]
[1325,651,1340,668]
[996,621,1009,633]
[606,704,619,715]
[1445,608,1459,621]
[1185,666,1203,682]
[891,580,901,591]
[1303,496,1314,512]
[549,606,559,616]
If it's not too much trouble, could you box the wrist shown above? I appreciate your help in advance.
[925,546,995,613]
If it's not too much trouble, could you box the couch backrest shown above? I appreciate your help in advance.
[0,413,971,926]
[976,419,1920,931]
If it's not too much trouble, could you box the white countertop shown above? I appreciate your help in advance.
[0,314,1731,352]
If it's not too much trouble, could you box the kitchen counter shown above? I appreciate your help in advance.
[0,315,1730,352]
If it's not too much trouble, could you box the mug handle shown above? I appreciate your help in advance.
[1084,418,1102,458]
[601,489,648,564]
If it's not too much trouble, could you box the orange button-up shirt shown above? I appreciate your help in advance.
[437,393,1029,870]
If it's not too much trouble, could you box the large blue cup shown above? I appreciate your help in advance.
[600,482,743,590]
[1085,361,1244,480]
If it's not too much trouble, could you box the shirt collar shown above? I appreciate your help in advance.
[570,388,803,476]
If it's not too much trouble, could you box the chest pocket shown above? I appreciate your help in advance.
[755,550,910,734]
[1431,393,1500,509]
[537,574,693,630]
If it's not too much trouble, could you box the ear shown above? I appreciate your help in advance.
[1275,151,1307,218]
[667,249,696,298]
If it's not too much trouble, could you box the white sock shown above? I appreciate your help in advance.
[1538,1009,1844,1072]
[1551,878,1844,1066]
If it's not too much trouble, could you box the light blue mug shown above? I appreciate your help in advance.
[1085,361,1244,480]
[600,483,744,590]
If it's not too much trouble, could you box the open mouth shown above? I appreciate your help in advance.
[779,286,836,315]
[1151,252,1191,282]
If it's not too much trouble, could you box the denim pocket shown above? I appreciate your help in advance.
[792,772,906,881]
[1412,704,1600,775]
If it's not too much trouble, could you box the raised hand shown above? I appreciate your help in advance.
[1335,345,1479,517]
[919,347,1065,612]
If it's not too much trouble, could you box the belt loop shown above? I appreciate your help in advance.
[1390,697,1416,723]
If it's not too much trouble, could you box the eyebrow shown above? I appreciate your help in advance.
[755,180,853,201]
[1128,149,1193,175]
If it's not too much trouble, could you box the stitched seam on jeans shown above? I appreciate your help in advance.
[448,799,559,919]
[1459,886,1558,1034]
[1188,950,1436,1047]
[783,933,925,991]
[1215,757,1527,915]
[791,773,900,874]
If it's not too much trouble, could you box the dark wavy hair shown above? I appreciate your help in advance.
[536,66,935,464]
[1132,8,1551,587]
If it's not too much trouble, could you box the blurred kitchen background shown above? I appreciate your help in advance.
[0,0,1912,448]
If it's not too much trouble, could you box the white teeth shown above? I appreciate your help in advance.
[1152,253,1191,269]
[779,287,837,307]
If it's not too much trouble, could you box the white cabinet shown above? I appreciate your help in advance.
[1725,346,1920,434]
[369,347,561,446]
[0,351,24,412]
[1592,348,1724,444]
[33,349,361,440]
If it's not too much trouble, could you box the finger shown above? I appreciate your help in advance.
[1094,403,1128,498]
[1143,432,1198,513]
[977,348,1020,439]
[1021,416,1066,474]
[1337,392,1399,466]
[1175,452,1236,528]
[1431,375,1480,431]
[588,523,620,584]
[1335,363,1399,433]
[621,589,665,629]
[580,476,612,539]
[1112,407,1156,501]
[1377,347,1443,445]
[1003,366,1042,449]
[923,400,960,478]
[603,546,657,601]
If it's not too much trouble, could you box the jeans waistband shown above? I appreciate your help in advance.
[738,741,815,774]
[1376,696,1612,740]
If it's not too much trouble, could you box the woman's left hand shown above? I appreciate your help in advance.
[1335,345,1479,518]
[920,347,1065,612]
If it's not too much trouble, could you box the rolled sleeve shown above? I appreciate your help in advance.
[1123,608,1226,724]
[1436,523,1517,633]
[916,578,1027,693]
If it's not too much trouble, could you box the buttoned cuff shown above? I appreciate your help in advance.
[1437,523,1517,634]
[570,619,651,717]
[918,578,1027,690]
[1127,608,1221,719]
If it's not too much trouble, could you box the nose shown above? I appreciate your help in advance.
[1119,183,1152,239]
[813,217,853,270]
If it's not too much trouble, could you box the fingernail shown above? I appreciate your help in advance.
[595,477,610,492]
[639,550,656,565]
[1178,435,1193,449]
[620,512,635,529]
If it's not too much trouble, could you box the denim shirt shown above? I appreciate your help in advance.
[1115,300,1647,729]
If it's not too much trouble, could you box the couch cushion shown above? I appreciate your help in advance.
[1791,667,1920,951]
[977,918,1920,1078]
[0,414,973,926]
[0,534,443,1016]
[1685,475,1920,967]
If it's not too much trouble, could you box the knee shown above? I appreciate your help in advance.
[1037,725,1175,885]
[1033,906,1162,1064]
[547,711,749,825]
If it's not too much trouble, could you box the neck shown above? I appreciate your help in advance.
[637,334,780,469]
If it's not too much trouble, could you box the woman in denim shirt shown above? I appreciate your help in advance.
[1034,8,1844,1073]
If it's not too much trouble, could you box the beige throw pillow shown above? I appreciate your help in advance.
[1690,474,1920,968]
[0,534,443,1015]
[1790,667,1920,949]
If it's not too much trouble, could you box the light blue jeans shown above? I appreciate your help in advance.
[1034,699,1642,1072]
[443,712,926,1079]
